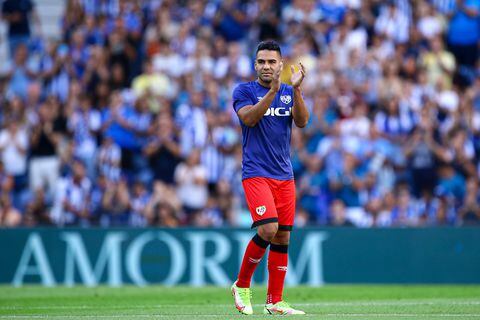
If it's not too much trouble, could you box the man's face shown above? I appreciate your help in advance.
[73,162,85,180]
[255,50,282,83]
[191,91,203,107]
[8,121,18,133]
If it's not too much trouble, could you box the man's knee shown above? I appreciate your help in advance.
[257,222,278,242]
[272,230,290,245]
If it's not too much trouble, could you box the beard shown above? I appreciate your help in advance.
[258,73,273,83]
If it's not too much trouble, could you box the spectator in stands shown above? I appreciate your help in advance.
[69,94,102,179]
[328,152,365,208]
[458,177,480,225]
[404,110,439,197]
[97,135,122,182]
[89,174,107,225]
[0,117,29,210]
[0,193,21,227]
[100,178,130,226]
[374,1,409,44]
[0,117,28,181]
[417,2,444,40]
[390,185,421,227]
[1,0,40,57]
[3,44,37,99]
[436,164,466,207]
[42,44,73,103]
[0,160,13,197]
[174,149,208,223]
[28,101,60,201]
[145,181,181,227]
[212,0,249,42]
[55,159,91,226]
[128,180,151,227]
[298,154,327,223]
[132,59,171,106]
[328,199,355,227]
[176,90,207,157]
[1,0,480,228]
[421,36,456,88]
[144,112,181,185]
[447,0,480,67]
[103,93,151,178]
[23,189,50,226]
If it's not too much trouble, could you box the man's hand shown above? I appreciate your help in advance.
[271,62,283,92]
[43,122,53,134]
[291,62,306,88]
[291,62,309,127]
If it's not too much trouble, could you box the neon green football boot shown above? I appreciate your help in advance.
[264,301,306,315]
[231,281,253,315]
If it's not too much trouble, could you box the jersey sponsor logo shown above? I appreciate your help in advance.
[277,266,288,272]
[280,95,292,104]
[256,205,266,216]
[264,107,292,117]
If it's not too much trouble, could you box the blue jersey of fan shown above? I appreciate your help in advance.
[232,81,294,180]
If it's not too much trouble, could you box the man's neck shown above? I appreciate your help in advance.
[256,79,272,89]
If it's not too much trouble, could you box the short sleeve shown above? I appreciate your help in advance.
[232,85,253,113]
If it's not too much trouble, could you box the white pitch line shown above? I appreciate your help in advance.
[0,316,316,319]
[296,301,480,307]
[1,300,480,310]
[1,314,480,319]
[333,315,478,318]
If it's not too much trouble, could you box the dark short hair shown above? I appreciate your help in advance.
[256,40,282,57]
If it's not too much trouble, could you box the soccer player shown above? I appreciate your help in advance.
[231,40,309,315]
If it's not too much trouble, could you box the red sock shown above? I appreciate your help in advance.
[267,243,288,304]
[236,234,269,288]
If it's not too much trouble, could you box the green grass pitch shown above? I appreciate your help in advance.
[0,285,479,319]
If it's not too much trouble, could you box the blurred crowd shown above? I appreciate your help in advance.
[1,0,480,228]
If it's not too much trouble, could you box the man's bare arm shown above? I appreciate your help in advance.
[237,90,276,127]
[237,62,283,127]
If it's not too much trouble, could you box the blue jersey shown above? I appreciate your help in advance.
[232,81,294,180]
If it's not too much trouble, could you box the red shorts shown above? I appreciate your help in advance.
[242,177,295,230]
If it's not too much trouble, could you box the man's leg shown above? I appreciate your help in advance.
[264,179,304,315]
[233,223,278,314]
[267,230,290,305]
[237,223,277,288]
[267,178,295,303]
[232,178,278,314]
[236,177,279,287]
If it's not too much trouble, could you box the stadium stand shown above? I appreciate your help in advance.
[1,0,480,228]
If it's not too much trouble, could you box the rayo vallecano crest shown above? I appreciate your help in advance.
[280,95,292,104]
[256,205,266,216]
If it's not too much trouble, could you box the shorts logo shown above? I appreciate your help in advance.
[280,95,292,104]
[256,205,266,216]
